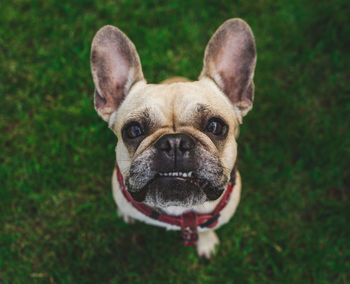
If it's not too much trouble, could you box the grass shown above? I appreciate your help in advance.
[1,0,349,283]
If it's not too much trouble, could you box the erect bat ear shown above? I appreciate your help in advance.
[90,25,145,122]
[200,18,257,118]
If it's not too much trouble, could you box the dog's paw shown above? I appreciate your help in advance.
[196,230,220,259]
[117,208,135,224]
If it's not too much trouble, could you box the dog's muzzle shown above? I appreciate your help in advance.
[126,133,226,207]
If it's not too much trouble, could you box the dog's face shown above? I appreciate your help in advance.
[90,19,256,208]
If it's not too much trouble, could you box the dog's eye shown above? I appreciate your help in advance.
[206,118,227,136]
[124,123,144,139]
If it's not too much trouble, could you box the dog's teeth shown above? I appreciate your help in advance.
[158,171,194,178]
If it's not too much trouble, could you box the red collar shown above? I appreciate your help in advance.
[115,164,235,246]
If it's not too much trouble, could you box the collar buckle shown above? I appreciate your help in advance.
[181,212,198,246]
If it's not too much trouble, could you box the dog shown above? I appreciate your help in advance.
[90,18,256,258]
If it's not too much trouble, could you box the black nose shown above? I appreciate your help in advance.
[155,133,195,158]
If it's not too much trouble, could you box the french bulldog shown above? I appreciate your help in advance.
[90,18,256,258]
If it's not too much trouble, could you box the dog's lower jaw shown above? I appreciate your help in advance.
[126,174,228,208]
[142,187,208,209]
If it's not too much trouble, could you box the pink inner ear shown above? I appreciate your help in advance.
[91,25,144,122]
[107,43,130,90]
[216,34,253,106]
[96,44,130,102]
[215,29,255,89]
[201,19,256,117]
[216,33,250,85]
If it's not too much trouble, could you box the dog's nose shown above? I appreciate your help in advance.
[155,133,195,157]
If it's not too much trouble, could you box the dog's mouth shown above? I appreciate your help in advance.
[129,171,224,207]
[157,171,204,187]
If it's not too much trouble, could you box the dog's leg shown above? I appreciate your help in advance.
[117,207,135,224]
[196,230,219,258]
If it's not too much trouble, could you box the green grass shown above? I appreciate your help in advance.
[1,0,349,283]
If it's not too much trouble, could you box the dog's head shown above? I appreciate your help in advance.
[90,19,256,209]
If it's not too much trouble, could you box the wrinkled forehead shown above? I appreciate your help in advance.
[114,79,238,131]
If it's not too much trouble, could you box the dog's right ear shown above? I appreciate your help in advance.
[90,25,144,122]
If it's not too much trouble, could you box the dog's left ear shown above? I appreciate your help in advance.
[200,18,257,118]
[90,25,144,122]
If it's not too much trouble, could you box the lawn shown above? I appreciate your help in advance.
[1,0,349,283]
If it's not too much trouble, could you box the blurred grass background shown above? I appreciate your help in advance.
[1,0,349,283]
